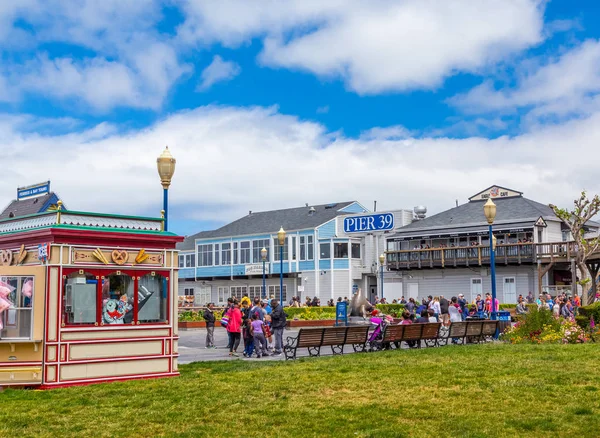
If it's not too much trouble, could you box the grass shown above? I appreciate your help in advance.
[0,343,599,437]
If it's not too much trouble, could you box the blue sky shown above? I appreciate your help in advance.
[1,0,600,236]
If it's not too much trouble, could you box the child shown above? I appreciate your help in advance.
[264,314,273,350]
[250,313,268,358]
[242,316,254,358]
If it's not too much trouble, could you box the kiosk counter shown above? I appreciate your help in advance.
[0,207,183,388]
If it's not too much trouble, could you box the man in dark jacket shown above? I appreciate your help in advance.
[439,295,450,325]
[270,299,287,356]
[203,303,216,349]
[458,294,468,321]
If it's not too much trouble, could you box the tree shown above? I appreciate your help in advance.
[550,191,600,305]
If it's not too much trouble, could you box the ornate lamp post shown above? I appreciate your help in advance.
[157,146,176,231]
[277,227,286,303]
[261,247,268,299]
[379,253,385,300]
[484,199,498,321]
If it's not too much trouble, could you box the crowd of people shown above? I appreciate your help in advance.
[204,295,288,358]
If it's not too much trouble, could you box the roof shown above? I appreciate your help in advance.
[392,196,558,237]
[177,201,358,251]
[0,192,62,220]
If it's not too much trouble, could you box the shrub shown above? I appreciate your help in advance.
[577,302,600,328]
[374,304,405,317]
[502,307,588,344]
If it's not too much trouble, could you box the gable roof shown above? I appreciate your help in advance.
[177,201,358,251]
[0,192,63,220]
[392,196,558,237]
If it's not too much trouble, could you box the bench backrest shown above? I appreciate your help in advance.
[421,322,441,340]
[297,328,325,347]
[383,325,404,342]
[345,326,369,344]
[402,324,423,341]
[448,321,468,337]
[466,321,484,337]
[482,320,499,336]
[321,327,348,346]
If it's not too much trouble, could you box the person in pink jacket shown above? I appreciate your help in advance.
[227,300,243,357]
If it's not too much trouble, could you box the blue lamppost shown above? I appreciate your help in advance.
[379,253,385,299]
[261,247,268,299]
[484,199,498,321]
[157,146,176,231]
[277,227,286,303]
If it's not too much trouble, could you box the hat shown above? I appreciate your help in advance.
[458,294,464,297]
[261,299,268,304]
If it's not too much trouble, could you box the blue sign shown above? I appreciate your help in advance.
[17,181,50,200]
[335,301,348,326]
[343,213,394,233]
[352,284,358,293]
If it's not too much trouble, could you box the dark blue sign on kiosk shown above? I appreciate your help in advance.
[335,301,348,326]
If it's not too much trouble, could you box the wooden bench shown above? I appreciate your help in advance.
[283,326,370,360]
[372,323,442,350]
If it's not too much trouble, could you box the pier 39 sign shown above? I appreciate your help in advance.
[343,213,394,233]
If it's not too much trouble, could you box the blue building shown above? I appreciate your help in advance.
[177,202,413,306]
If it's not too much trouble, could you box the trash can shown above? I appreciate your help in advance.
[497,311,511,334]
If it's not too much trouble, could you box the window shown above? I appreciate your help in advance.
[307,236,314,260]
[63,272,96,326]
[230,286,247,300]
[182,254,195,268]
[214,244,220,266]
[268,285,287,302]
[292,236,297,260]
[178,255,184,268]
[138,273,168,323]
[0,276,34,339]
[240,241,251,264]
[249,285,265,300]
[233,242,238,264]
[198,244,213,266]
[183,288,194,296]
[252,239,270,263]
[222,243,231,265]
[194,286,211,306]
[320,242,331,259]
[334,242,348,258]
[300,236,306,260]
[217,286,229,304]
[273,237,289,261]
[351,243,361,259]
[102,273,135,324]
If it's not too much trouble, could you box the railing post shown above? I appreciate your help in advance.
[441,249,445,268]
[478,247,482,265]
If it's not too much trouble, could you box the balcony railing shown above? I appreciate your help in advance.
[385,241,584,270]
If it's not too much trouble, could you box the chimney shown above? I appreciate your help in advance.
[305,203,309,207]
[413,206,427,221]
[249,210,252,215]
[308,206,316,215]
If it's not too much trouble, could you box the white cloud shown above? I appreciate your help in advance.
[1,105,599,230]
[449,39,600,120]
[197,55,241,91]
[0,0,189,111]
[179,0,545,94]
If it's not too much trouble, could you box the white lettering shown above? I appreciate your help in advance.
[367,216,375,231]
[345,218,355,232]
[359,217,367,230]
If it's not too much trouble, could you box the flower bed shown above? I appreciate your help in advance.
[502,307,589,344]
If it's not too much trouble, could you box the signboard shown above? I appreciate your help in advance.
[352,284,358,293]
[17,181,50,200]
[469,185,522,202]
[245,263,269,275]
[535,216,547,228]
[343,213,394,233]
[335,301,348,326]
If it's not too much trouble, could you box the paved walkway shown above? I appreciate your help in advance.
[178,326,367,363]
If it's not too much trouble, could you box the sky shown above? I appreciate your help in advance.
[1,0,600,236]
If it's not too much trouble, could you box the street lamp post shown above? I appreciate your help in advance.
[277,227,286,304]
[261,247,268,299]
[379,253,385,300]
[484,199,498,322]
[157,146,176,231]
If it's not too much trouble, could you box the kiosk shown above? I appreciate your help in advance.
[0,204,182,388]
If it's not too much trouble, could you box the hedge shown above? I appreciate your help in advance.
[575,303,600,329]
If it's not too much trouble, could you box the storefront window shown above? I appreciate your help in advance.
[102,273,134,325]
[63,272,97,325]
[334,242,348,258]
[138,273,168,323]
[0,276,34,339]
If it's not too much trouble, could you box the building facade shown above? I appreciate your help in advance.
[177,202,413,305]
[384,185,596,304]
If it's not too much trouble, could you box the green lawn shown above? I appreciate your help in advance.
[1,344,599,437]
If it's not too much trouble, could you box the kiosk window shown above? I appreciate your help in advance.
[0,276,34,339]
[138,273,168,323]
[63,272,97,326]
[102,273,134,325]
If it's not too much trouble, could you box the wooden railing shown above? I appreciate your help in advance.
[385,241,589,270]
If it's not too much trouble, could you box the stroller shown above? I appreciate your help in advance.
[367,313,392,351]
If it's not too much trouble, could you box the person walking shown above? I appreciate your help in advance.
[203,303,216,349]
[458,294,468,321]
[227,300,242,357]
[270,299,287,356]
[439,295,450,326]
